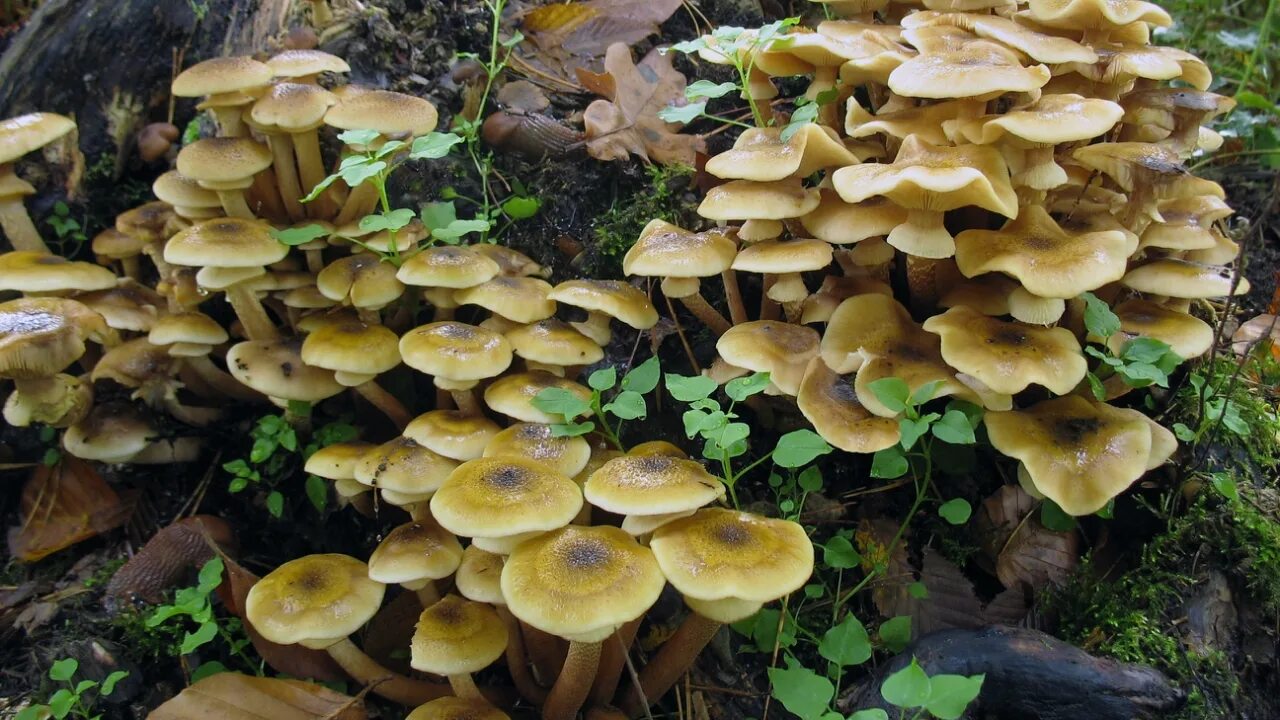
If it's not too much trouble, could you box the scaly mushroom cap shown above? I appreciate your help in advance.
[396,246,501,289]
[369,518,464,587]
[697,179,822,221]
[453,276,556,323]
[650,509,813,622]
[226,338,344,402]
[399,321,513,385]
[455,545,506,605]
[0,113,76,163]
[922,306,1087,395]
[355,436,459,496]
[799,191,907,245]
[731,239,833,275]
[482,371,593,423]
[0,251,117,293]
[266,49,351,79]
[411,595,508,675]
[304,440,375,481]
[165,217,287,268]
[623,220,738,279]
[430,457,583,539]
[317,254,405,309]
[404,410,501,462]
[406,697,510,720]
[985,395,1159,515]
[546,280,660,330]
[584,454,724,516]
[172,56,271,97]
[115,201,175,242]
[176,137,273,184]
[716,321,821,396]
[956,94,1124,145]
[704,125,857,182]
[888,40,1050,98]
[901,11,1097,64]
[301,318,400,384]
[324,90,439,138]
[505,319,604,367]
[0,297,111,378]
[250,82,338,131]
[954,205,1132,298]
[483,422,592,478]
[152,171,222,209]
[1105,299,1214,359]
[1025,0,1172,30]
[77,285,163,333]
[1121,259,1249,299]
[245,554,385,650]
[501,525,665,642]
[796,357,900,453]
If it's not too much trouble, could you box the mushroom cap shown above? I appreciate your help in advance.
[716,321,820,396]
[78,284,163,333]
[954,206,1132,298]
[650,508,814,606]
[301,318,401,378]
[820,292,916,373]
[226,338,344,402]
[411,595,508,675]
[956,93,1124,145]
[92,228,148,259]
[430,457,583,539]
[482,422,592,478]
[115,201,175,242]
[152,171,222,209]
[704,125,858,182]
[922,306,1087,395]
[90,337,176,388]
[1026,0,1172,30]
[62,402,155,462]
[355,436,459,495]
[623,220,738,279]
[304,440,375,481]
[453,276,556,323]
[800,274,894,325]
[800,191,907,245]
[197,265,265,290]
[796,357,900,453]
[0,297,111,378]
[172,56,271,97]
[985,395,1157,515]
[0,251,117,293]
[482,371,592,423]
[250,82,338,131]
[903,11,1097,64]
[831,135,1018,217]
[148,311,228,348]
[404,409,501,461]
[546,280,659,330]
[176,137,273,184]
[406,697,510,720]
[369,518,464,586]
[505,319,603,367]
[400,321,513,383]
[455,545,506,605]
[0,172,35,200]
[627,441,688,458]
[1106,299,1214,359]
[584,454,725,515]
[324,90,439,137]
[317,254,405,309]
[472,244,544,277]
[0,112,75,163]
[845,98,980,145]
[501,525,665,642]
[888,40,1050,99]
[165,217,287,268]
[1121,260,1250,299]
[731,238,833,276]
[266,49,351,78]
[396,246,501,289]
[697,179,822,221]
[1070,142,1184,193]
[246,554,385,650]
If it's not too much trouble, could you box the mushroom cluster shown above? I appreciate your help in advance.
[626,0,1239,516]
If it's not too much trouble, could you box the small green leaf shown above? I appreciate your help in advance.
[589,367,617,391]
[74,680,97,694]
[420,200,459,230]
[768,661,834,720]
[501,29,525,47]
[338,158,387,188]
[725,372,771,401]
[658,101,706,125]
[669,37,709,54]
[1096,498,1115,520]
[870,446,908,479]
[271,224,330,246]
[532,387,592,418]
[848,711,889,720]
[190,661,229,683]
[197,556,224,593]
[15,706,46,720]
[305,474,328,512]
[41,447,61,467]
[686,80,738,100]
[1082,292,1121,338]
[337,129,381,146]
[410,132,463,160]
[910,380,943,406]
[925,673,985,720]
[49,658,78,682]
[909,581,929,599]
[780,102,818,141]
[1172,422,1196,442]
[501,195,540,220]
[712,422,751,449]
[819,613,872,667]
[181,620,219,654]
[603,390,647,420]
[822,535,862,569]
[797,466,823,492]
[100,670,129,697]
[359,208,415,233]
[1040,499,1077,531]
[1211,473,1240,502]
[665,373,718,402]
[773,429,832,468]
[938,498,972,525]
[880,658,931,708]
[683,408,726,438]
[47,690,75,720]
[932,410,976,445]
[879,616,912,653]
[549,420,595,437]
[266,491,285,518]
[898,417,931,451]
[868,378,911,414]
[621,356,661,394]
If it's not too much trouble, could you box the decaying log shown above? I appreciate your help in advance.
[840,626,1185,719]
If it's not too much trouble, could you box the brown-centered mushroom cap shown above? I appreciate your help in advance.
[226,338,344,402]
[246,554,384,650]
[176,137,273,185]
[172,57,272,97]
[505,319,604,368]
[411,594,508,675]
[301,317,401,384]
[922,306,1087,395]
[164,217,287,268]
[324,90,439,138]
[404,410,502,462]
[355,436,459,499]
[453,276,556,323]
[483,422,592,478]
[546,280,660,331]
[623,220,738,279]
[704,125,857,182]
[0,251,117,293]
[0,297,113,378]
[430,457,583,539]
[584,454,725,516]
[796,357,900,453]
[1105,299,1214,359]
[482,371,593,424]
[152,171,222,210]
[399,321,512,388]
[1121,259,1250,299]
[368,518,464,588]
[266,49,351,79]
[396,246,502,289]
[715,321,820,396]
[304,440,375,482]
[77,284,163,333]
[250,82,338,131]
[317,254,406,309]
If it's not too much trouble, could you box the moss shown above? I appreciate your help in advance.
[586,163,695,277]
[1165,350,1280,470]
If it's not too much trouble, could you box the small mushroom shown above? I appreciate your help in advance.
[623,220,739,336]
[731,239,834,321]
[301,317,410,428]
[399,321,514,414]
[716,321,821,396]
[482,423,592,479]
[407,697,510,720]
[410,594,508,701]
[0,251,118,295]
[482,371,593,424]
[316,253,406,323]
[404,409,501,462]
[505,319,603,376]
[0,297,114,428]
[585,454,725,536]
[355,436,458,508]
[796,357,900,453]
[176,138,274,218]
[922,306,1087,395]
[430,457,583,554]
[546,280,659,347]
[454,276,557,324]
[0,113,77,252]
[171,57,272,137]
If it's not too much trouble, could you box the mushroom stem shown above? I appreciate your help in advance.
[209,107,246,138]
[185,355,263,402]
[413,581,440,609]
[334,183,379,225]
[0,196,48,252]
[573,312,613,346]
[759,276,781,321]
[904,255,941,315]
[497,606,548,704]
[267,134,306,221]
[524,623,567,688]
[326,636,451,705]
[543,640,602,720]
[451,390,481,416]
[448,673,483,701]
[293,129,338,219]
[677,292,732,336]
[721,270,748,325]
[618,613,720,718]
[889,209,955,259]
[356,380,413,429]
[225,284,280,341]
[119,255,142,280]
[589,618,641,707]
[216,190,255,219]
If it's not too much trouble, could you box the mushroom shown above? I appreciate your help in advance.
[454,545,548,704]
[266,49,351,85]
[799,274,894,325]
[171,57,272,137]
[1136,195,1234,252]
[623,220,739,336]
[502,525,666,720]
[1103,299,1214,360]
[0,113,76,252]
[584,454,725,536]
[795,357,900,453]
[62,401,157,463]
[1070,142,1189,231]
[703,125,857,182]
[922,306,1088,395]
[305,440,375,503]
[148,311,260,402]
[545,280,659,347]
[397,246,502,320]
[175,138,274,218]
[472,244,546,278]
[798,191,907,248]
[454,276,557,324]
[0,297,114,428]
[887,38,1050,100]
[430,457,583,554]
[77,283,163,334]
[505,319,603,376]
[249,83,338,221]
[317,254,406,323]
[399,321,514,414]
[730,239,834,321]
[368,518,463,608]
[482,371,594,424]
[226,337,344,415]
[696,177,820,243]
[1120,88,1236,157]
[901,11,1098,64]
[91,229,149,280]
[0,251,117,295]
[301,316,411,428]
[620,509,812,716]
[410,594,508,700]
[482,423,592,479]
[245,553,448,704]
[1024,0,1172,43]
[1120,259,1251,300]
[407,697,510,720]
[355,436,458,508]
[716,320,821,396]
[152,170,223,224]
[404,409,501,462]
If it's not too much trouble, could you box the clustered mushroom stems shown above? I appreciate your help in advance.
[543,640,603,720]
[0,164,47,252]
[496,606,548,704]
[619,613,721,718]
[325,637,452,705]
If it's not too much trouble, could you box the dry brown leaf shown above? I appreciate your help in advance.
[996,513,1079,592]
[913,550,1028,636]
[1232,313,1280,358]
[496,79,550,112]
[856,518,914,620]
[576,43,704,166]
[147,672,365,720]
[974,485,1037,575]
[522,0,685,56]
[7,457,130,562]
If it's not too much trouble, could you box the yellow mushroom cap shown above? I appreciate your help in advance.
[888,40,1050,99]
[410,594,508,676]
[90,337,175,388]
[250,82,338,131]
[62,402,155,462]
[704,125,857,182]
[116,201,175,242]
[172,56,272,97]
[431,457,583,538]
[799,191,907,245]
[845,98,977,146]
[245,554,385,650]
[796,357,900,454]
[501,525,665,642]
[406,697,510,720]
[1106,299,1214,360]
[453,276,556,323]
[227,339,344,402]
[152,171,221,209]
[301,318,401,381]
[922,306,1087,395]
[584,454,725,515]
[623,220,738,279]
[505,319,604,367]
[697,178,822,221]
[472,244,544,277]
[1026,0,1172,30]
[404,409,501,461]
[266,49,351,78]
[304,440,375,481]
[956,94,1124,145]
[396,246,501,289]
[399,321,513,384]
[546,280,660,330]
[1120,260,1250,299]
[455,545,506,605]
[317,254,405,309]
[716,321,820,396]
[0,113,76,163]
[149,312,228,347]
[650,509,813,610]
[0,251,118,293]
[165,217,287,268]
[176,137,273,184]
[628,440,689,459]
[901,11,1097,64]
[482,422,592,478]
[355,436,458,495]
[368,518,464,586]
[78,284,163,334]
[731,238,833,275]
[324,90,439,137]
[482,371,593,424]
[987,396,1160,515]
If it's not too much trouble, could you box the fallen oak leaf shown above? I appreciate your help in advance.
[995,511,1079,592]
[7,457,130,562]
[147,672,366,720]
[522,0,685,56]
[973,485,1036,576]
[576,43,705,166]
